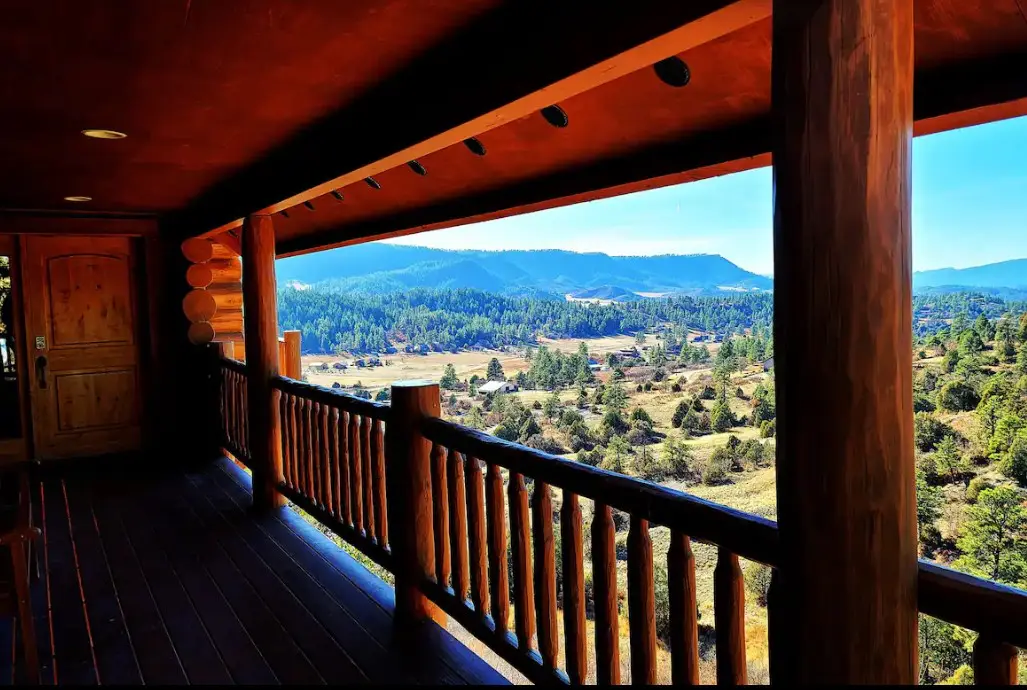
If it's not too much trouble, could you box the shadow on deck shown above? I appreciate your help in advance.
[0,456,506,685]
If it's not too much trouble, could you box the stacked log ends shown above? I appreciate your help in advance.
[182,237,244,345]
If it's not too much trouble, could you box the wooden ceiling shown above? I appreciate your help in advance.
[1,1,1025,255]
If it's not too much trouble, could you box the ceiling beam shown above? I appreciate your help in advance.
[171,0,771,238]
[276,48,1027,257]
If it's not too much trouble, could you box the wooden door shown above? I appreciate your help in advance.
[22,236,142,459]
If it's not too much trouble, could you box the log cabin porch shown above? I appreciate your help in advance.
[2,0,1027,685]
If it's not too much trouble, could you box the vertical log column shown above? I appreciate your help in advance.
[771,0,916,683]
[283,330,302,380]
[242,214,286,511]
[386,381,447,630]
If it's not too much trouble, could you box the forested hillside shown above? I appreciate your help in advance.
[276,244,772,294]
[277,285,773,354]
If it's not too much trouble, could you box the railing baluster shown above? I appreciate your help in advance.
[974,634,1018,685]
[324,404,336,517]
[448,449,470,602]
[466,456,490,617]
[533,481,559,670]
[592,503,620,685]
[311,401,324,506]
[668,532,699,685]
[715,548,747,685]
[628,517,657,685]
[372,419,388,547]
[486,463,509,635]
[362,413,375,538]
[509,471,535,652]
[287,394,298,489]
[562,491,587,684]
[298,398,310,496]
[278,391,290,488]
[350,412,364,534]
[431,443,451,587]
[339,410,351,525]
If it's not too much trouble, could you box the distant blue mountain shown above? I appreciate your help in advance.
[914,259,1027,291]
[277,245,772,296]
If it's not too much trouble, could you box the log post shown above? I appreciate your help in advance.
[283,330,302,380]
[387,380,447,630]
[241,214,285,511]
[771,0,916,683]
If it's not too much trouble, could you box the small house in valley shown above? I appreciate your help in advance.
[478,380,516,395]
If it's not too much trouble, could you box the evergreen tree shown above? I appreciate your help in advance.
[604,384,628,414]
[487,357,505,381]
[955,485,1027,583]
[440,363,458,389]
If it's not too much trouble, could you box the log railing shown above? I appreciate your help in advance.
[207,372,1027,685]
[418,415,778,685]
[271,375,393,570]
[216,355,250,464]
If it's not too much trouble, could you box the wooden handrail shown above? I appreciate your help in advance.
[271,375,390,421]
[917,560,1027,649]
[218,354,247,376]
[421,416,779,566]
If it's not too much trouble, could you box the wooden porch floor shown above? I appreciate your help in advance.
[0,456,506,685]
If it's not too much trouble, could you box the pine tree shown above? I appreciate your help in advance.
[487,357,505,381]
[440,363,458,389]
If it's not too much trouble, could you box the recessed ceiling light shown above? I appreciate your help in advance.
[64,196,92,202]
[81,129,127,140]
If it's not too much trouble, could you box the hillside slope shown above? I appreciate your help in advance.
[277,244,772,294]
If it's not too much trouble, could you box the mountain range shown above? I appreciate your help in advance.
[277,244,1027,299]
[277,244,772,296]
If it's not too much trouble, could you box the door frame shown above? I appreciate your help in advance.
[0,234,30,464]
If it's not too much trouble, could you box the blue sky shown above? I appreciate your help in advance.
[385,115,1027,276]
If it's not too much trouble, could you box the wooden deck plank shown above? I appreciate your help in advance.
[39,479,96,685]
[146,479,324,685]
[31,483,56,685]
[60,481,143,685]
[123,476,279,685]
[210,458,508,686]
[173,471,369,685]
[71,476,234,686]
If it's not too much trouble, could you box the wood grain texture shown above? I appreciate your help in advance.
[973,634,1018,685]
[485,464,509,634]
[627,518,656,685]
[240,214,283,509]
[771,0,917,682]
[384,381,445,626]
[283,331,302,380]
[714,548,746,685]
[431,443,452,588]
[338,411,352,525]
[668,532,699,685]
[349,413,364,534]
[447,449,470,603]
[361,415,375,537]
[531,482,558,670]
[591,503,620,685]
[561,492,587,685]
[465,457,490,618]
[372,420,388,547]
[508,472,535,652]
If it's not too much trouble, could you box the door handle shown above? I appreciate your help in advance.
[35,355,48,389]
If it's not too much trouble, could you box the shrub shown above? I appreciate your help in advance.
[699,385,716,400]
[636,384,644,393]
[701,448,731,485]
[965,476,992,503]
[759,420,776,438]
[524,434,564,454]
[735,386,746,399]
[661,437,693,479]
[671,382,682,393]
[671,400,690,428]
[914,394,936,413]
[1000,433,1027,487]
[937,381,980,412]
[710,401,735,433]
[644,381,653,392]
[914,413,955,452]
[532,400,543,410]
[744,562,772,607]
[578,446,603,467]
